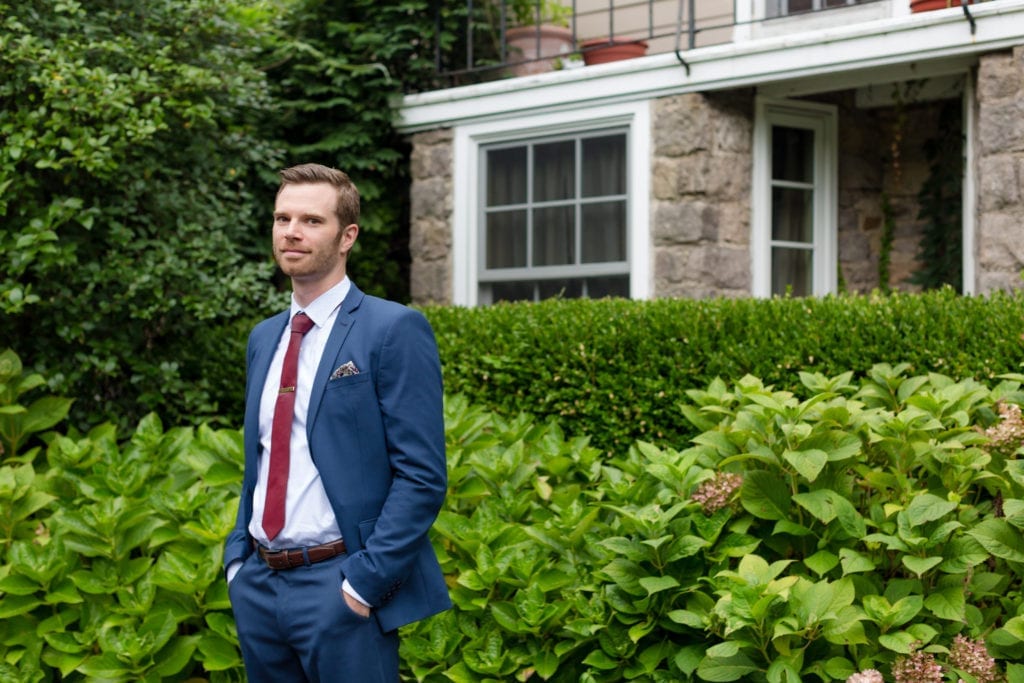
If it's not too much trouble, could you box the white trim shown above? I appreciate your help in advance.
[396,0,1024,133]
[962,71,976,295]
[451,101,651,306]
[752,97,838,297]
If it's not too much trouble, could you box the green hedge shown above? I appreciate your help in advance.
[426,289,1024,454]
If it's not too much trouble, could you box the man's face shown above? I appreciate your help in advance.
[273,182,357,285]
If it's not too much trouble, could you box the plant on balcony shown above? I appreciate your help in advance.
[506,0,571,27]
[501,0,574,75]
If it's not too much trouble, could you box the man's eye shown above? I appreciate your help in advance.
[275,215,289,223]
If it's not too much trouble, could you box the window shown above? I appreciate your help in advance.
[752,98,837,297]
[765,0,869,18]
[452,102,650,306]
[480,132,629,303]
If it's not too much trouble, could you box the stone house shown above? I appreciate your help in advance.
[396,0,1024,306]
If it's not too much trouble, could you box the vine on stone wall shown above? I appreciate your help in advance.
[911,98,963,291]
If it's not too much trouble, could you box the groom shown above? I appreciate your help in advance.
[224,163,450,682]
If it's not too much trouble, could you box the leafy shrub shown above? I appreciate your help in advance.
[0,350,244,682]
[7,347,1024,682]
[402,367,1024,682]
[426,289,1024,455]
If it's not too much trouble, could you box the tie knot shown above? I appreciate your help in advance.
[291,312,315,335]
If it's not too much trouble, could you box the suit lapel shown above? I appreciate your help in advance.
[306,284,364,438]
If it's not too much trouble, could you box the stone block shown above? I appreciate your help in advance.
[651,158,681,200]
[409,217,451,261]
[653,94,713,157]
[410,177,451,221]
[978,100,1024,156]
[717,204,750,245]
[978,155,1022,211]
[410,143,452,181]
[652,201,715,244]
[702,245,751,290]
[978,212,1024,270]
[977,51,1022,103]
[410,258,452,306]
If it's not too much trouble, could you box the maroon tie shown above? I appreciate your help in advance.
[263,311,316,540]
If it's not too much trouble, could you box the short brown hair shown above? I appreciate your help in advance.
[277,163,360,226]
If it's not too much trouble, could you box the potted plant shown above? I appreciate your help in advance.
[504,0,574,75]
[580,37,648,66]
[909,0,972,12]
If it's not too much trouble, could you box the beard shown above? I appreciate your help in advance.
[274,232,344,281]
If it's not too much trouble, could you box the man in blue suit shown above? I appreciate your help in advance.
[225,163,450,682]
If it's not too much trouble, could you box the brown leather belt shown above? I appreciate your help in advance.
[255,539,347,570]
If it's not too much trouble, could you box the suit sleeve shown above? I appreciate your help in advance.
[223,331,258,570]
[338,308,447,606]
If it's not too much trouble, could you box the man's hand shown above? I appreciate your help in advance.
[342,589,371,617]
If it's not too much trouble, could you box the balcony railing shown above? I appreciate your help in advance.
[426,0,895,89]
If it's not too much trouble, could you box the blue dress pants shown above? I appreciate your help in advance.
[228,552,399,682]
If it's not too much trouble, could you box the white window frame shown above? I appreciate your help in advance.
[451,101,651,306]
[751,97,838,297]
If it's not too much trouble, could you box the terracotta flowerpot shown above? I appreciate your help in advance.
[506,25,574,76]
[581,38,648,66]
[909,0,971,11]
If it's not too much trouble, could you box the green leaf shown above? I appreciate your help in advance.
[901,555,943,577]
[878,630,918,654]
[638,575,679,596]
[697,652,760,681]
[838,548,876,573]
[783,448,828,482]
[903,493,957,527]
[803,550,838,576]
[924,587,965,621]
[741,470,790,521]
[968,519,1024,563]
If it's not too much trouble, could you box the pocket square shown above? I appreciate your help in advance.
[330,361,360,379]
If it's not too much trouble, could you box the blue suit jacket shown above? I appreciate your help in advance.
[224,283,451,633]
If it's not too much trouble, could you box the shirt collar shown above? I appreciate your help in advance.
[290,277,350,329]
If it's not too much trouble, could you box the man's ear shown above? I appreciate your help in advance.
[340,223,359,254]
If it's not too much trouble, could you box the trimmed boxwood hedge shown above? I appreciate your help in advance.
[425,288,1024,454]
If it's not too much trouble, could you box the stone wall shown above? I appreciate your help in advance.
[409,128,454,305]
[650,91,753,298]
[975,47,1024,293]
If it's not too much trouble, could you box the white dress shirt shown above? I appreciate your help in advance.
[228,277,367,605]
[248,278,349,549]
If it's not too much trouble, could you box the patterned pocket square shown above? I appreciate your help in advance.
[330,361,360,379]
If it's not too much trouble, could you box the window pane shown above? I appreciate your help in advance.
[582,134,626,197]
[581,201,626,263]
[486,210,527,268]
[772,126,813,183]
[772,187,813,243]
[492,281,535,303]
[771,247,812,296]
[533,206,574,266]
[787,0,814,12]
[487,147,527,206]
[538,278,583,300]
[534,141,574,202]
[587,275,629,298]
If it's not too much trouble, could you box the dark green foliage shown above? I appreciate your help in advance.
[0,0,288,431]
[261,0,446,301]
[911,98,964,290]
[1,0,465,432]
[426,289,1024,454]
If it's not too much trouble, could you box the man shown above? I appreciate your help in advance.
[224,163,450,682]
